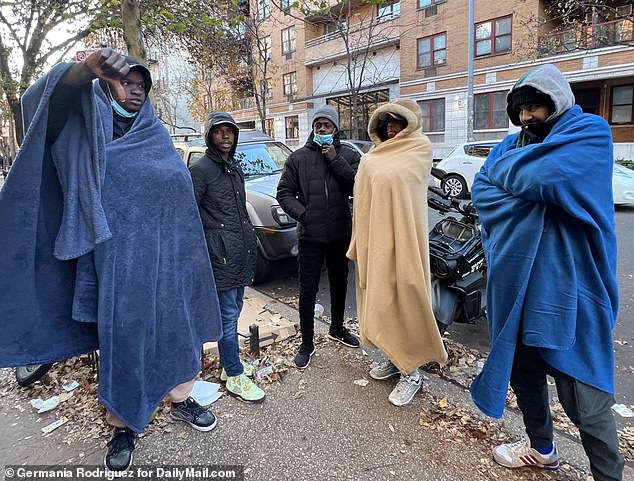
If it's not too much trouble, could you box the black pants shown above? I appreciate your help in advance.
[297,238,349,346]
[510,342,624,481]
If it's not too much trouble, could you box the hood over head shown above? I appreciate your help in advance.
[312,105,339,131]
[368,98,423,145]
[204,111,240,160]
[506,64,574,126]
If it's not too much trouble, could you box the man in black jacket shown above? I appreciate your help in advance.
[190,112,265,403]
[277,105,361,369]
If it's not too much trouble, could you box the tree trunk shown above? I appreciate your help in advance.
[121,0,147,64]
[8,97,23,146]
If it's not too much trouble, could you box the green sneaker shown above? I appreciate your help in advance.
[225,373,266,403]
[220,359,255,382]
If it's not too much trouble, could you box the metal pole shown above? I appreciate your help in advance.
[466,0,475,141]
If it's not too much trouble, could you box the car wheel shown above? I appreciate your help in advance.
[253,251,271,285]
[441,174,468,198]
[15,363,54,387]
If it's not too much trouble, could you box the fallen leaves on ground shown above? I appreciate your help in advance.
[0,356,110,444]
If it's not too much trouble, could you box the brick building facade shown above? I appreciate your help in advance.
[223,0,634,159]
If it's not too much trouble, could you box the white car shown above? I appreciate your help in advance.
[435,141,501,198]
[613,163,634,206]
[436,141,634,206]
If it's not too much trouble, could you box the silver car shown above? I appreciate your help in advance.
[174,130,298,284]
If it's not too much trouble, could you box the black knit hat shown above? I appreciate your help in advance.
[510,86,555,113]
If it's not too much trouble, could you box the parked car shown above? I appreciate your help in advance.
[341,139,373,155]
[613,163,634,206]
[436,140,634,206]
[174,130,298,283]
[434,141,501,198]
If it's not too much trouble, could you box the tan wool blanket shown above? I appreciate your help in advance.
[347,99,447,373]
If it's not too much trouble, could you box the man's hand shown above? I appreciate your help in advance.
[84,48,130,102]
[322,143,336,161]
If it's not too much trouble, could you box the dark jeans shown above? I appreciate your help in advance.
[510,342,624,481]
[298,238,349,347]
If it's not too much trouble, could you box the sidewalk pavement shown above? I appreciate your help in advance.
[1,286,632,481]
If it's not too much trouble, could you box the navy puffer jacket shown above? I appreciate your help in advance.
[276,132,360,243]
[190,112,257,290]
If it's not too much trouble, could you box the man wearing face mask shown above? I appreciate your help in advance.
[470,64,623,480]
[277,105,361,369]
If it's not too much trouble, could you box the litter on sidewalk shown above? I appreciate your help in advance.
[190,381,222,408]
[42,417,69,435]
[204,295,297,355]
[62,380,80,392]
[29,391,75,413]
[612,403,634,418]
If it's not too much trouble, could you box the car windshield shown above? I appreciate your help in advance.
[237,142,290,176]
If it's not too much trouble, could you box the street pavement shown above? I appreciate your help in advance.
[257,207,634,428]
[1,287,633,481]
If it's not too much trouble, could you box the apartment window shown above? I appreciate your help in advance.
[418,0,442,7]
[265,118,275,138]
[283,72,298,95]
[575,88,601,116]
[378,0,400,22]
[260,36,272,61]
[325,20,347,36]
[282,27,296,55]
[475,15,512,56]
[418,99,445,132]
[260,79,273,99]
[285,116,299,138]
[474,91,508,129]
[417,33,447,68]
[611,84,633,124]
[281,0,291,12]
[258,0,271,19]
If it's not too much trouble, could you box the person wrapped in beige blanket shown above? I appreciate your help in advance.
[347,98,447,406]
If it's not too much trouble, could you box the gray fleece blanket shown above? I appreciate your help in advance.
[0,63,222,432]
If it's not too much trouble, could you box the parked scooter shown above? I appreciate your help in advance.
[428,168,487,335]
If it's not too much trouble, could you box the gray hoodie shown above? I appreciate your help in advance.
[506,64,575,126]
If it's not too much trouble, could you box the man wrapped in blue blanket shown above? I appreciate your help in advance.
[0,49,223,471]
[470,64,624,481]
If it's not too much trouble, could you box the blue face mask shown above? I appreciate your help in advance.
[111,100,138,119]
[313,133,334,147]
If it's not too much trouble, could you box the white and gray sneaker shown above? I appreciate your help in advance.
[369,359,400,380]
[388,369,422,406]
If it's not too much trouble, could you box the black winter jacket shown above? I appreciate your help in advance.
[190,149,257,291]
[276,134,360,243]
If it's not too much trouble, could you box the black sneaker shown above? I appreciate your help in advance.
[294,344,315,369]
[328,327,360,348]
[104,427,135,472]
[170,397,218,432]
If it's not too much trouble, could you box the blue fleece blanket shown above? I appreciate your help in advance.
[470,105,618,419]
[0,63,222,432]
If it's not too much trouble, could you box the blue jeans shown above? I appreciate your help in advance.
[217,287,245,377]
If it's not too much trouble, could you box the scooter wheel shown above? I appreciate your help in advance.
[15,363,54,387]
